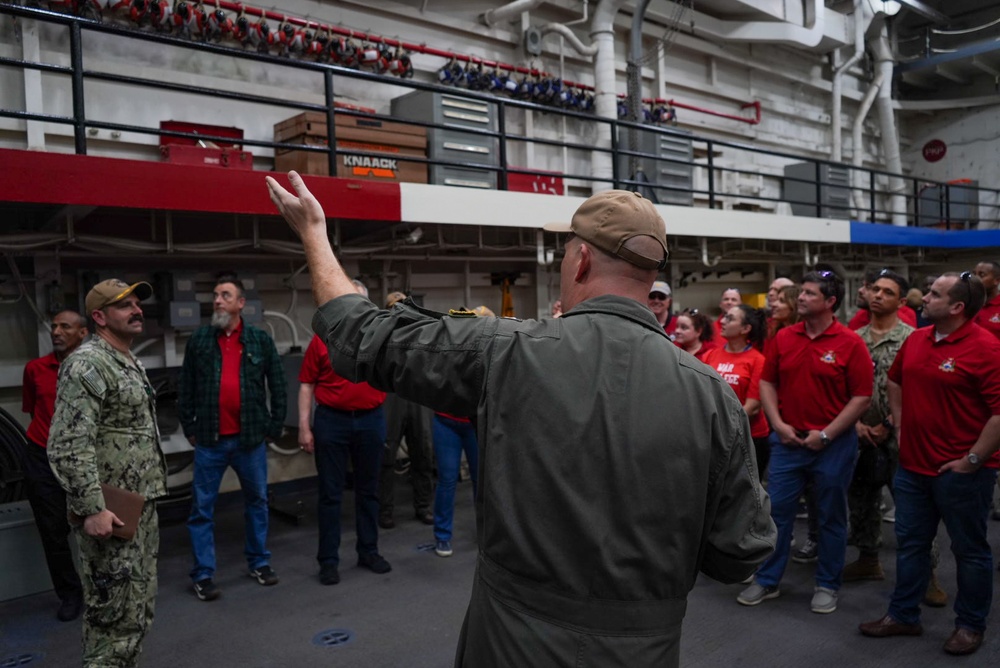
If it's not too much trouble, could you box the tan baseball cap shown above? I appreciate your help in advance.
[544,190,668,270]
[85,279,153,314]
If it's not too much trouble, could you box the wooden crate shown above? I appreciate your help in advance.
[274,112,426,182]
[275,140,426,182]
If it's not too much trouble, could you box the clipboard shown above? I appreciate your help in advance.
[69,483,146,541]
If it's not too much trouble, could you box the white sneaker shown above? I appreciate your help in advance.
[811,586,838,614]
[737,582,780,606]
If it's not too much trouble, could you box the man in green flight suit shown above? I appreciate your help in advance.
[48,278,167,668]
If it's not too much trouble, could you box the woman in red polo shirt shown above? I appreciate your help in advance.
[673,309,716,361]
[704,304,770,480]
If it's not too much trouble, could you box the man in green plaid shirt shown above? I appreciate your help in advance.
[179,272,286,601]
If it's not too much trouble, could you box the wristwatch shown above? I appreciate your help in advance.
[820,431,832,448]
[967,452,982,466]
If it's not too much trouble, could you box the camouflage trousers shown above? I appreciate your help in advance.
[76,501,159,668]
[848,445,940,568]
[848,442,899,554]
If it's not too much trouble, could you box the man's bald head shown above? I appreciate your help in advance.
[767,277,796,314]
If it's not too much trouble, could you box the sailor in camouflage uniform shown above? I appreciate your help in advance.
[846,270,914,581]
[48,279,167,668]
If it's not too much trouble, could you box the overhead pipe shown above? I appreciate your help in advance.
[482,0,546,27]
[871,23,907,226]
[626,0,655,183]
[714,0,826,48]
[851,70,884,220]
[539,23,597,57]
[590,0,629,192]
[700,238,721,267]
[638,97,761,125]
[831,0,869,163]
[536,230,554,266]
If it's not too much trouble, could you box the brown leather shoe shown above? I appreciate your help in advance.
[378,514,395,530]
[415,509,434,525]
[922,571,948,608]
[943,628,983,656]
[859,615,923,638]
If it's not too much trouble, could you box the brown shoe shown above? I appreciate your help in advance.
[378,514,395,530]
[859,614,923,638]
[922,571,948,608]
[842,554,884,582]
[943,628,983,655]
[415,509,434,525]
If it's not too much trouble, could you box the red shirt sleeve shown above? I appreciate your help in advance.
[887,335,910,385]
[22,362,35,415]
[761,335,780,384]
[299,335,324,383]
[747,352,764,401]
[844,335,874,397]
[976,335,1000,414]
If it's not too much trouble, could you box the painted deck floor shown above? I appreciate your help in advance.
[2,479,999,667]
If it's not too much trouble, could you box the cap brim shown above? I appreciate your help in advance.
[543,220,573,233]
[127,281,153,302]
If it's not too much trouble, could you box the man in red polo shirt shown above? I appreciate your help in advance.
[20,310,87,621]
[860,272,1000,656]
[739,270,872,614]
[972,260,1000,339]
[298,280,391,586]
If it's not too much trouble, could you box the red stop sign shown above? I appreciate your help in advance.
[923,139,946,162]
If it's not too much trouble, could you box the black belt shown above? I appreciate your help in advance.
[317,404,382,418]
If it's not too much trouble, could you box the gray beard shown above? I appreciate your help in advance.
[211,310,232,330]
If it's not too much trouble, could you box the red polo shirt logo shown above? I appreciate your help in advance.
[938,358,956,372]
[820,351,837,364]
[991,314,1000,323]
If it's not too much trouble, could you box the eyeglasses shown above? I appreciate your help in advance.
[685,308,700,315]
[878,268,893,277]
[648,293,668,301]
[817,270,834,279]
[960,271,972,282]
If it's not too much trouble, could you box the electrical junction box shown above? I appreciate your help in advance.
[168,301,201,329]
[242,299,263,325]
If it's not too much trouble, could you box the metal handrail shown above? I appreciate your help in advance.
[1,2,998,229]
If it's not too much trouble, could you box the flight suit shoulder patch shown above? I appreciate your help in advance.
[81,367,107,398]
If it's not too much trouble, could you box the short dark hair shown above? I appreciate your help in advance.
[872,269,909,298]
[802,270,845,311]
[977,260,1000,276]
[944,271,986,319]
[862,268,881,286]
[214,271,245,298]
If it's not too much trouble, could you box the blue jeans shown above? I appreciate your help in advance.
[188,436,270,582]
[432,415,478,542]
[313,404,386,567]
[889,466,997,632]
[755,430,858,590]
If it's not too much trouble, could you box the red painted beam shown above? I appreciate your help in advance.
[0,148,401,221]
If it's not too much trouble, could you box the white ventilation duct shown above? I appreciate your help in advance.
[709,0,827,48]
[852,70,884,219]
[590,0,629,192]
[539,23,598,57]
[831,0,870,163]
[482,0,546,27]
[870,23,907,226]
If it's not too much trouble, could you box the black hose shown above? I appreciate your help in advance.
[0,406,28,504]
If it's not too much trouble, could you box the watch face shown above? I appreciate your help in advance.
[968,453,980,464]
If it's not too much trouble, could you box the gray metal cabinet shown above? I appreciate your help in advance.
[617,126,694,206]
[784,162,852,219]
[391,91,498,189]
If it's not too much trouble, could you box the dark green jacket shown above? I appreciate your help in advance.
[179,320,286,449]
[313,293,776,668]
